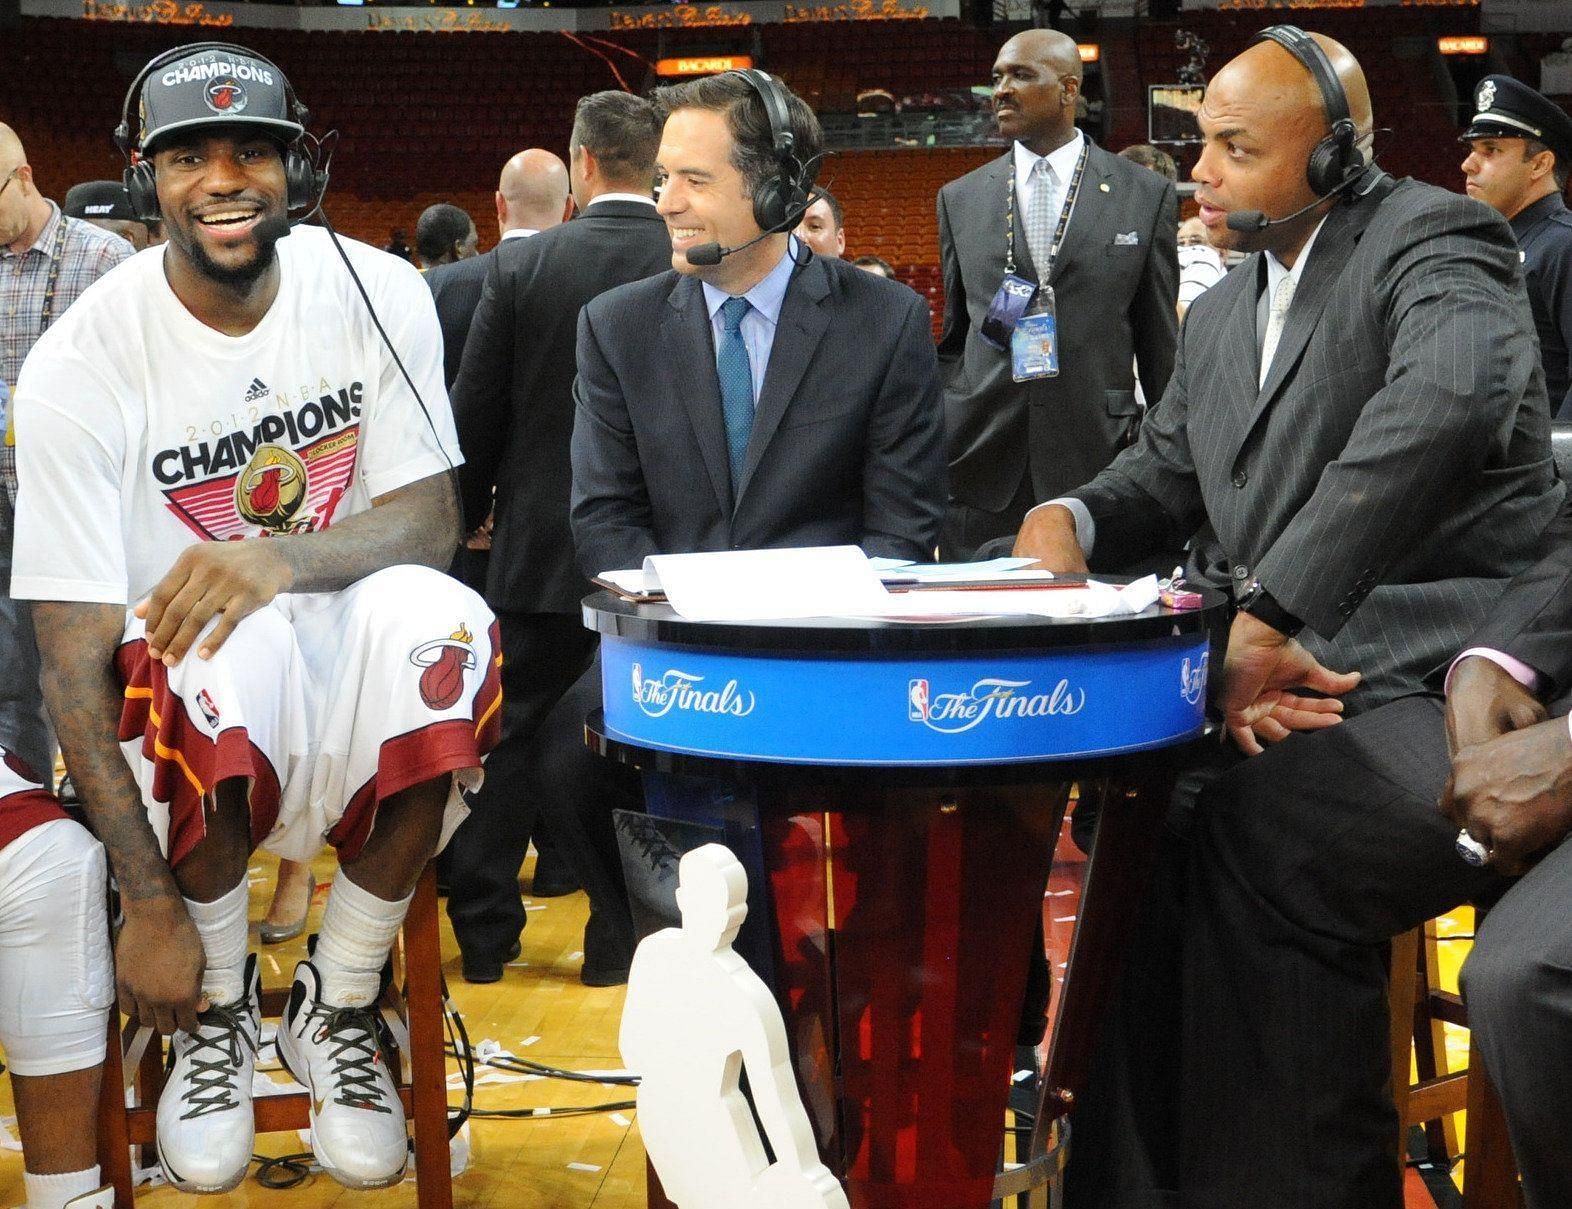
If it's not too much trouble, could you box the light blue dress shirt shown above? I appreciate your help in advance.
[700,238,800,408]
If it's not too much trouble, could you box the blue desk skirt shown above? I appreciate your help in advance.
[600,631,1210,767]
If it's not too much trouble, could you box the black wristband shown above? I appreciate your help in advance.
[1238,580,1305,638]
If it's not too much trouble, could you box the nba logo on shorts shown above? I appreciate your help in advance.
[908,678,930,722]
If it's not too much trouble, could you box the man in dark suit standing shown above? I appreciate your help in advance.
[556,70,944,982]
[938,28,1178,559]
[443,94,670,983]
[1011,30,1565,1208]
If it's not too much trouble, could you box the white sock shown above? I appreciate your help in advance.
[23,1165,100,1209]
[312,872,410,1007]
[184,880,249,1008]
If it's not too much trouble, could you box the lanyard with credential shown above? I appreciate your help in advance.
[35,216,70,336]
[1004,143,1088,381]
[1005,139,1090,283]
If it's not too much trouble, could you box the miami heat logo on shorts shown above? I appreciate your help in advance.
[409,624,478,711]
[236,445,308,533]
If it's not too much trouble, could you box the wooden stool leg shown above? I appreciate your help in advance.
[404,864,452,1209]
[1388,927,1420,1163]
[1417,921,1460,1163]
[96,1017,135,1209]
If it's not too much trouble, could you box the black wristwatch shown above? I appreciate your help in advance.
[1237,579,1305,638]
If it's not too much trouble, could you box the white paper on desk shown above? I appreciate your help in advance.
[842,575,1162,621]
[598,567,659,595]
[897,557,1042,582]
[645,546,892,621]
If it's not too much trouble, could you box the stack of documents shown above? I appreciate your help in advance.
[594,547,1161,623]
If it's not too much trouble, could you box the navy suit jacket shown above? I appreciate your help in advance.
[425,249,495,389]
[570,251,946,575]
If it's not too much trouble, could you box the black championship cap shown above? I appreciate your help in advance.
[1460,75,1572,166]
[133,47,303,155]
[62,180,136,222]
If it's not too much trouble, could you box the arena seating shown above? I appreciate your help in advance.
[0,8,1523,339]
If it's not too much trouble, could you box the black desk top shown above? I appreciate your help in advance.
[582,584,1229,655]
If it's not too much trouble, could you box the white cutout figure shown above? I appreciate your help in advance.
[620,844,850,1209]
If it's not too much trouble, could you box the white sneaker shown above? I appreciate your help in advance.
[61,1186,115,1209]
[155,955,260,1193]
[275,959,408,1189]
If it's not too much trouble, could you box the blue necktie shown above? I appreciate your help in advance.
[717,296,754,491]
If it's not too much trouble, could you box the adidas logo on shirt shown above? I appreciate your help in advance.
[243,377,270,403]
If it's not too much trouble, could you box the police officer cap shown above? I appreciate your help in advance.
[62,181,136,222]
[134,47,303,156]
[1460,75,1572,166]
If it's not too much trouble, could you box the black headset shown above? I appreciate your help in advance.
[115,42,325,223]
[1253,25,1364,197]
[729,68,812,233]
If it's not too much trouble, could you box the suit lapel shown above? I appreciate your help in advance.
[1050,141,1114,286]
[662,276,734,517]
[736,257,833,502]
[986,153,1039,283]
[1223,256,1270,439]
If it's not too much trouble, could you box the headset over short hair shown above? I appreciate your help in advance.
[1252,25,1364,198]
[653,68,823,235]
[115,42,325,223]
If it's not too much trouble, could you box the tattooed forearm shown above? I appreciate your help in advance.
[33,601,181,906]
[276,470,460,595]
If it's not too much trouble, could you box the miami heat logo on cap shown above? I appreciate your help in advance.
[236,444,307,533]
[410,624,478,711]
[205,78,249,115]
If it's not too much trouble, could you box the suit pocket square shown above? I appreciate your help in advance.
[1113,231,1140,246]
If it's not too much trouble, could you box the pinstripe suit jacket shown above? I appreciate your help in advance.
[1067,173,1566,712]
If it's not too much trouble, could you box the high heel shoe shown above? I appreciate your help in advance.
[260,868,316,944]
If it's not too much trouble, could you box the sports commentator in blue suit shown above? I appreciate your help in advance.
[570,69,945,572]
[551,69,945,982]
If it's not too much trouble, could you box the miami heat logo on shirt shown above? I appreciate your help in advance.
[236,445,308,532]
[156,382,364,542]
[410,624,478,711]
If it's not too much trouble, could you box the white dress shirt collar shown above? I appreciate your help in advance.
[586,193,657,208]
[1263,214,1329,301]
[1012,129,1086,204]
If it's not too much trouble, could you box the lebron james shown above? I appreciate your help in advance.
[9,44,499,1193]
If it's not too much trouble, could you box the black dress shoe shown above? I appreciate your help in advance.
[461,939,522,985]
[530,864,581,898]
[580,956,631,988]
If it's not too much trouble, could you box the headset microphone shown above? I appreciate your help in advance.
[684,186,823,268]
[253,214,293,245]
[1225,187,1344,233]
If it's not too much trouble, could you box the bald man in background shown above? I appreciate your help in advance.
[1013,28,1564,1209]
[426,149,571,389]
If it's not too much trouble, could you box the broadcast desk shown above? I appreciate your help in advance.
[583,589,1226,1209]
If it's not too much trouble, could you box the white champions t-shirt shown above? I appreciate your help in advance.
[9,226,461,606]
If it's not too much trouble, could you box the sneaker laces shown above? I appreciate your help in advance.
[173,1002,257,1120]
[303,1002,394,1114]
